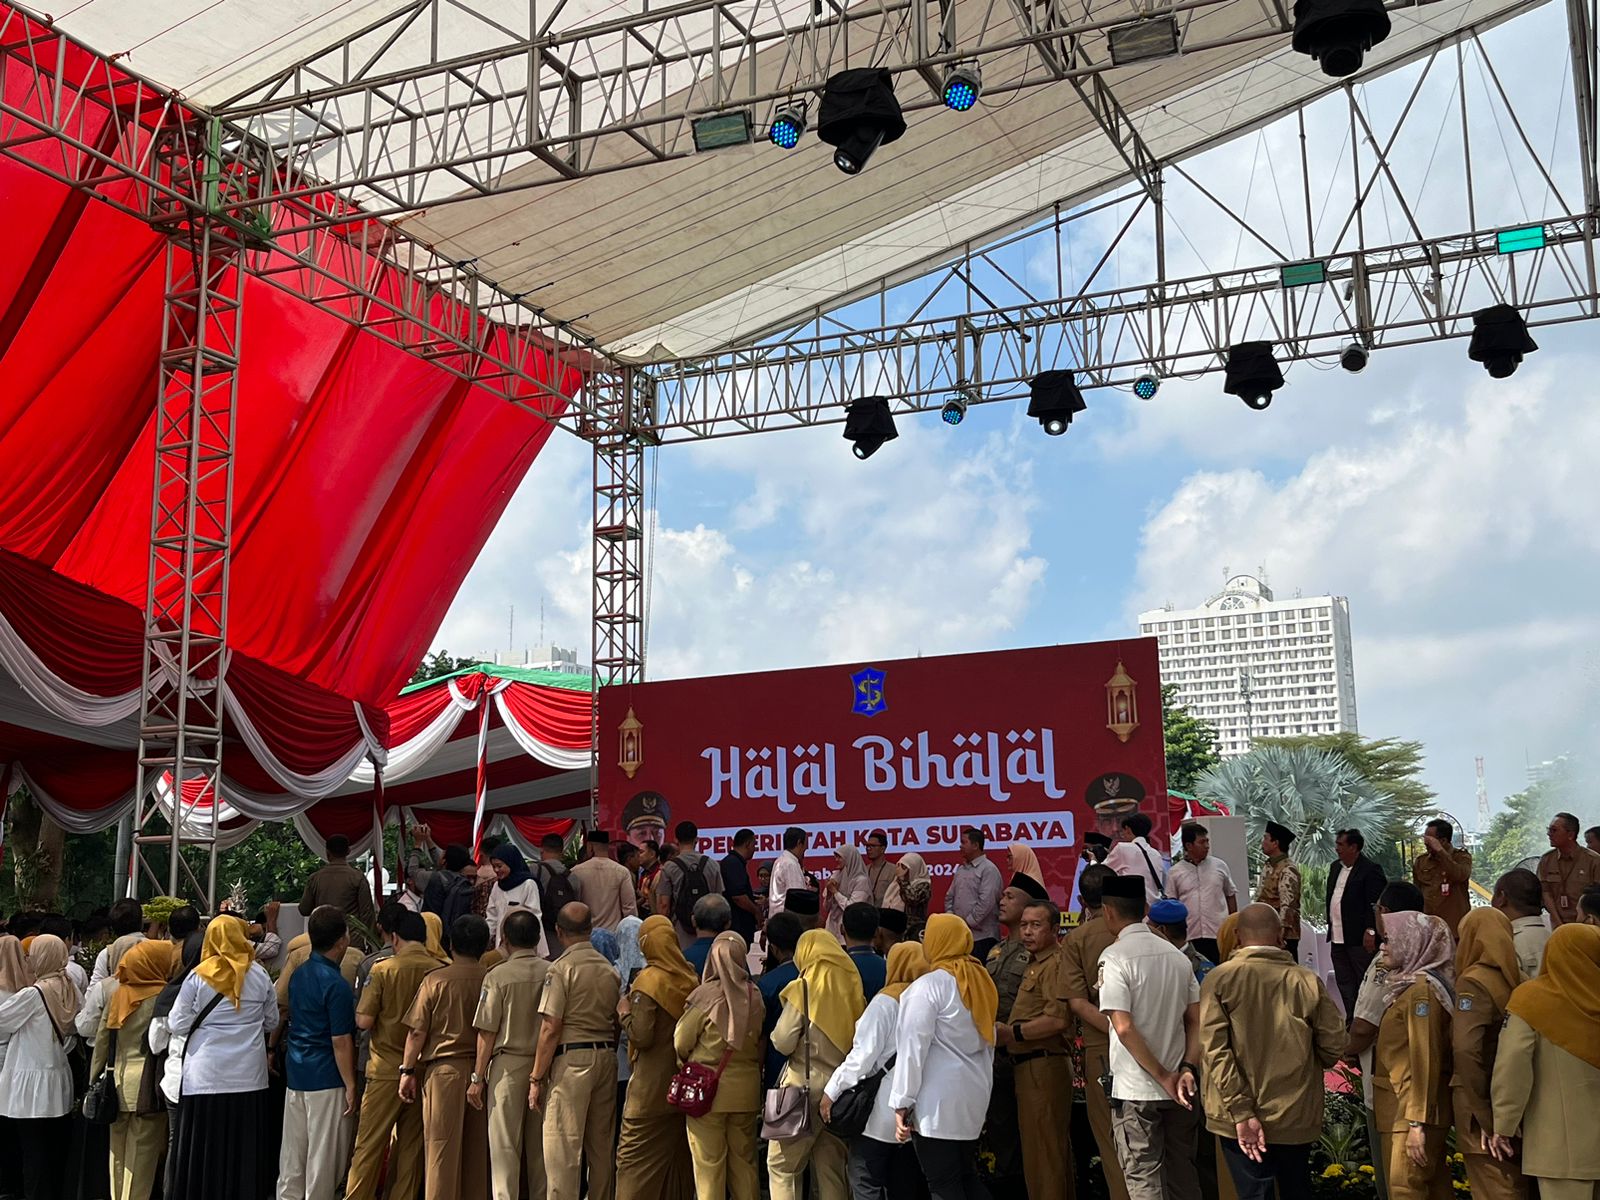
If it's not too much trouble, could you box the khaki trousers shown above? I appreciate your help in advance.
[1532,1181,1600,1200]
[1015,1055,1075,1200]
[488,1052,546,1200]
[345,1073,424,1200]
[278,1087,355,1200]
[1462,1152,1527,1200]
[766,1118,848,1200]
[686,1112,761,1200]
[425,1059,490,1200]
[109,1111,167,1200]
[1083,1043,1132,1200]
[616,1112,693,1200]
[1378,1127,1450,1200]
[543,1046,618,1200]
[1111,1097,1202,1200]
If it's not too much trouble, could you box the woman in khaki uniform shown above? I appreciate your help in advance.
[675,931,766,1200]
[1372,911,1454,1200]
[1451,908,1527,1200]
[617,915,698,1200]
[1489,923,1600,1200]
[91,939,179,1200]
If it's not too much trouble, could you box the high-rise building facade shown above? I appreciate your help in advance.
[1138,574,1358,758]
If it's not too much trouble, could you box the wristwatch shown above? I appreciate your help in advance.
[1011,1022,1025,1043]
[398,1066,416,1076]
[470,1072,483,1085]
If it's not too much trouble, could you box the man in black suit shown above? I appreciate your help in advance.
[1325,828,1386,1023]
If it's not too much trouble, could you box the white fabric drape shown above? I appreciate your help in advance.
[347,686,471,785]
[0,608,140,726]
[223,686,378,800]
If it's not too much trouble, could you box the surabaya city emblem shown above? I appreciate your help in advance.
[850,667,887,717]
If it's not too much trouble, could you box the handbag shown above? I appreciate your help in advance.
[82,1027,120,1126]
[667,1047,733,1118]
[824,1054,893,1139]
[760,980,813,1142]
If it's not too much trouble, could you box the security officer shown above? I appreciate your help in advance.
[995,893,1075,1200]
[984,874,1038,1193]
[470,908,551,1200]
[530,902,623,1200]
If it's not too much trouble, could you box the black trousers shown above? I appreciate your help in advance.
[1284,939,1300,963]
[1191,938,1221,964]
[1220,1139,1313,1200]
[17,1115,71,1200]
[849,1135,928,1200]
[1329,942,1374,1023]
[912,1134,990,1200]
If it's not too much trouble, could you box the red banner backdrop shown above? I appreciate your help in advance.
[598,639,1168,908]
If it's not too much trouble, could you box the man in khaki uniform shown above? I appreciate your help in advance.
[344,909,440,1200]
[1254,821,1303,959]
[984,876,1037,1194]
[470,908,550,1200]
[1060,863,1131,1200]
[995,896,1075,1200]
[1537,812,1600,927]
[400,913,493,1200]
[1198,904,1345,1196]
[1413,819,1473,938]
[570,829,638,931]
[530,903,622,1200]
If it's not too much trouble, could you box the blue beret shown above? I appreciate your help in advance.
[1149,899,1189,925]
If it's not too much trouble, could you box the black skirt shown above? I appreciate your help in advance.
[167,1089,273,1200]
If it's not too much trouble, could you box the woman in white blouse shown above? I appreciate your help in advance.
[166,916,279,1200]
[0,934,80,1200]
[824,846,873,942]
[823,942,931,1200]
[0,933,27,1200]
[886,914,998,1200]
[485,843,546,954]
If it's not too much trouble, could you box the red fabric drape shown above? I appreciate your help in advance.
[497,681,592,749]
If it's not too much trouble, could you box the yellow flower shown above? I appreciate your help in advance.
[1359,1165,1377,1175]
[1322,1165,1346,1179]
[1453,1153,1466,1164]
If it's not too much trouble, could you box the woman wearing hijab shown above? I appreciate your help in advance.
[1372,911,1454,1200]
[676,930,766,1200]
[1006,844,1045,887]
[825,847,872,942]
[0,935,80,1200]
[886,914,997,1200]
[486,843,546,954]
[1489,923,1600,1200]
[617,916,697,1200]
[420,911,451,964]
[823,941,931,1200]
[592,924,634,1117]
[1448,908,1528,1200]
[91,939,179,1200]
[1214,911,1241,964]
[768,929,867,1200]
[0,933,30,1199]
[146,931,204,1197]
[167,916,279,1200]
[884,854,932,940]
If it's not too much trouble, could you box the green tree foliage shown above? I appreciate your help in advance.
[1254,733,1436,837]
[1473,756,1580,887]
[410,650,479,685]
[1162,685,1222,795]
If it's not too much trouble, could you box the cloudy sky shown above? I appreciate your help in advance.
[433,2,1600,816]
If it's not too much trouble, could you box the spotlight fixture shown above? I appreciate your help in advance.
[1223,342,1285,410]
[1467,304,1538,379]
[942,63,982,112]
[1291,0,1391,77]
[1132,373,1160,400]
[769,100,807,149]
[843,396,899,459]
[1339,340,1369,373]
[941,392,969,425]
[1027,370,1087,436]
[818,68,906,175]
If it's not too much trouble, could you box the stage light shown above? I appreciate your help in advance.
[942,64,982,112]
[1467,304,1538,379]
[1223,342,1284,409]
[691,110,754,151]
[770,101,807,149]
[1027,370,1087,435]
[1132,373,1160,400]
[843,396,899,459]
[1339,340,1369,373]
[818,69,906,175]
[1108,16,1181,65]
[1291,0,1390,77]
[941,392,969,425]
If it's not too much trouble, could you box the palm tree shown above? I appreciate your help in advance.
[1195,745,1393,879]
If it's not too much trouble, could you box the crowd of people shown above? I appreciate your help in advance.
[0,812,1596,1200]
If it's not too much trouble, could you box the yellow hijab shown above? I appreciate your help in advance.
[880,940,931,1001]
[421,912,449,963]
[1455,907,1523,1012]
[192,916,255,1007]
[780,929,865,1052]
[923,913,999,1044]
[1507,922,1600,1070]
[1216,912,1241,963]
[110,940,179,1030]
[631,915,698,1019]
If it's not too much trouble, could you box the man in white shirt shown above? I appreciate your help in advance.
[1097,874,1202,1200]
[1164,823,1237,964]
[1103,814,1167,908]
[89,898,147,987]
[1323,829,1385,1021]
[1492,867,1551,979]
[768,826,812,917]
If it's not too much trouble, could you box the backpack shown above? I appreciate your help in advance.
[672,853,713,932]
[536,861,579,932]
[437,874,477,948]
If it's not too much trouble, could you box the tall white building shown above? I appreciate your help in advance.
[1138,575,1359,758]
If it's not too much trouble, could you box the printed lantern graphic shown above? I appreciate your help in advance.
[1105,660,1139,742]
[618,707,644,778]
